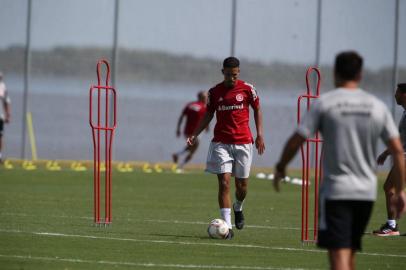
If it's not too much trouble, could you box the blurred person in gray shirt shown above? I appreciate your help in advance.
[373,83,406,236]
[0,72,11,163]
[272,51,406,270]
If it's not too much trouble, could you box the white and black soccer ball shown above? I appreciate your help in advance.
[207,218,229,239]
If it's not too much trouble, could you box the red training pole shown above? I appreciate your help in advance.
[89,59,117,226]
[297,67,323,243]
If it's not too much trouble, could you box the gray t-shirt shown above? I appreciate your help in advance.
[297,88,399,201]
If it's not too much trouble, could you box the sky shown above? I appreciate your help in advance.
[0,0,405,70]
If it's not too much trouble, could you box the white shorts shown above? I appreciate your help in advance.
[205,142,253,179]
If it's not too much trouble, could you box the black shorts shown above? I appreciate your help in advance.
[317,200,373,251]
[0,119,3,136]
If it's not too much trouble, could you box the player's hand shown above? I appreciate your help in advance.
[393,190,406,219]
[187,136,196,146]
[255,135,265,155]
[377,152,388,165]
[273,163,285,192]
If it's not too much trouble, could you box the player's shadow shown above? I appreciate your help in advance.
[149,233,208,240]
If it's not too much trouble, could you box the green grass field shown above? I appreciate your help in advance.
[0,167,405,270]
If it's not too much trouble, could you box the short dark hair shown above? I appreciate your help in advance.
[223,57,240,69]
[197,91,206,100]
[334,51,363,81]
[398,83,406,93]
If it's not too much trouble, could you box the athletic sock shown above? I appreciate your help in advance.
[220,208,232,229]
[387,219,396,228]
[233,199,244,212]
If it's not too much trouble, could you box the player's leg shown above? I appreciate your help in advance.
[218,173,232,208]
[205,142,234,238]
[172,134,191,164]
[172,152,179,163]
[217,172,232,227]
[373,167,400,235]
[350,250,356,270]
[172,147,187,164]
[232,143,253,230]
[328,248,353,270]
[235,178,248,202]
[384,168,397,219]
[234,177,248,229]
[384,168,399,225]
[180,138,199,168]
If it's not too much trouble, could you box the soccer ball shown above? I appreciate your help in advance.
[207,218,229,239]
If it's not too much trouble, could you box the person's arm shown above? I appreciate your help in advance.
[377,148,390,165]
[273,132,306,192]
[389,138,404,192]
[187,110,214,145]
[4,102,11,123]
[176,112,185,137]
[386,137,406,218]
[253,106,265,155]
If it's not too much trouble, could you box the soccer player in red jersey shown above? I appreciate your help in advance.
[188,57,265,239]
[172,91,208,170]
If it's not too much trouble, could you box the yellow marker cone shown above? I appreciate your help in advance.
[71,162,87,171]
[22,160,36,170]
[4,160,14,169]
[154,164,163,173]
[100,162,106,172]
[117,162,134,172]
[46,161,61,171]
[171,164,178,172]
[142,163,152,173]
[125,163,134,172]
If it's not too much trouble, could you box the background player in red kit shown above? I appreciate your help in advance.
[188,57,265,239]
[172,91,208,170]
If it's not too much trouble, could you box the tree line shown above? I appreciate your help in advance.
[0,46,404,92]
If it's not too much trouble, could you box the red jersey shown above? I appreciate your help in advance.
[207,80,260,144]
[182,101,207,136]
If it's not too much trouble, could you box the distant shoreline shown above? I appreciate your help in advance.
[1,46,404,91]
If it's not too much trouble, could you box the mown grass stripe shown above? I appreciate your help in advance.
[1,229,406,259]
[0,254,314,270]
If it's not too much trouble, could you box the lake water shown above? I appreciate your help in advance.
[2,74,399,169]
